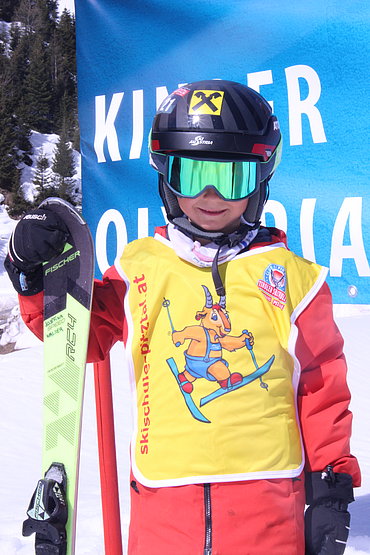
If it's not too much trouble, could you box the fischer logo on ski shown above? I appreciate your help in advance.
[44,249,80,276]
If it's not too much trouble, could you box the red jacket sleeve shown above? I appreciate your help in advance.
[19,265,127,363]
[86,265,126,362]
[296,282,361,486]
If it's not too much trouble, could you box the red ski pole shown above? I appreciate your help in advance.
[93,355,123,555]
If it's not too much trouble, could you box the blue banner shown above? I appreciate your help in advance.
[75,1,370,304]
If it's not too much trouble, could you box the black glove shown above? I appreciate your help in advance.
[4,208,69,295]
[305,466,354,555]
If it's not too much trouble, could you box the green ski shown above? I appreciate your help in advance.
[22,198,94,555]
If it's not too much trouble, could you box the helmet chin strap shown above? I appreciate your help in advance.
[171,215,256,245]
[172,216,227,243]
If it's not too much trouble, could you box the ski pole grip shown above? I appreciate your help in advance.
[242,329,253,350]
[171,329,180,347]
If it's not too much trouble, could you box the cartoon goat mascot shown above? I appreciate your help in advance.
[172,285,254,393]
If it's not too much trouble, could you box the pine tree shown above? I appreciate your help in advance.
[12,0,58,50]
[8,27,30,117]
[0,118,19,193]
[54,9,76,83]
[11,0,56,132]
[53,129,75,177]
[25,35,53,132]
[33,151,59,203]
[51,9,77,140]
[52,127,76,201]
[7,1,78,140]
[5,24,33,165]
[8,179,33,217]
[0,25,9,76]
[0,87,20,193]
[34,0,58,43]
[13,0,38,35]
[33,150,52,191]
[0,23,32,206]
[0,0,22,22]
[57,91,76,140]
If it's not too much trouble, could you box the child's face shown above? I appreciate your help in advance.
[177,188,249,235]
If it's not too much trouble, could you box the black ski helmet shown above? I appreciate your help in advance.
[150,79,282,239]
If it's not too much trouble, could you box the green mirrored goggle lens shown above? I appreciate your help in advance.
[166,157,259,200]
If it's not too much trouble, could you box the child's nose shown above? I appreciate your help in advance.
[201,186,223,199]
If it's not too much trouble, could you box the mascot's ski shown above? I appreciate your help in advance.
[199,355,274,407]
[167,354,274,421]
[22,198,94,555]
[166,357,211,423]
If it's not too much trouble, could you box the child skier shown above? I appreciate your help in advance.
[5,80,361,554]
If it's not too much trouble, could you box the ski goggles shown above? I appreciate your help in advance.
[165,156,261,201]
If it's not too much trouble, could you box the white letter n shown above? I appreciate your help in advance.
[94,93,124,163]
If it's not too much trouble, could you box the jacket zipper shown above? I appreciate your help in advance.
[203,483,212,555]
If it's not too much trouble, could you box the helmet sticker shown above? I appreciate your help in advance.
[173,87,191,97]
[158,87,191,113]
[158,95,178,113]
[251,143,275,161]
[189,90,225,115]
[188,135,214,146]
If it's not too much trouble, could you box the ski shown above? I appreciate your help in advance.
[166,357,211,423]
[199,355,275,407]
[22,198,94,554]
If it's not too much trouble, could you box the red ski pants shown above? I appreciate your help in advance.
[128,474,305,554]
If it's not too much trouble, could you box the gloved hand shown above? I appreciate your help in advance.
[305,466,354,555]
[9,208,69,271]
[4,208,69,295]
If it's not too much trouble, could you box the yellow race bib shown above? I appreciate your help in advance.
[117,235,326,487]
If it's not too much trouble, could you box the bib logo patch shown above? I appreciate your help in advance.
[189,90,224,115]
[258,264,287,310]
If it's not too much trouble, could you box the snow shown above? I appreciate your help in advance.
[0,203,369,553]
[58,0,75,16]
[20,131,81,204]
